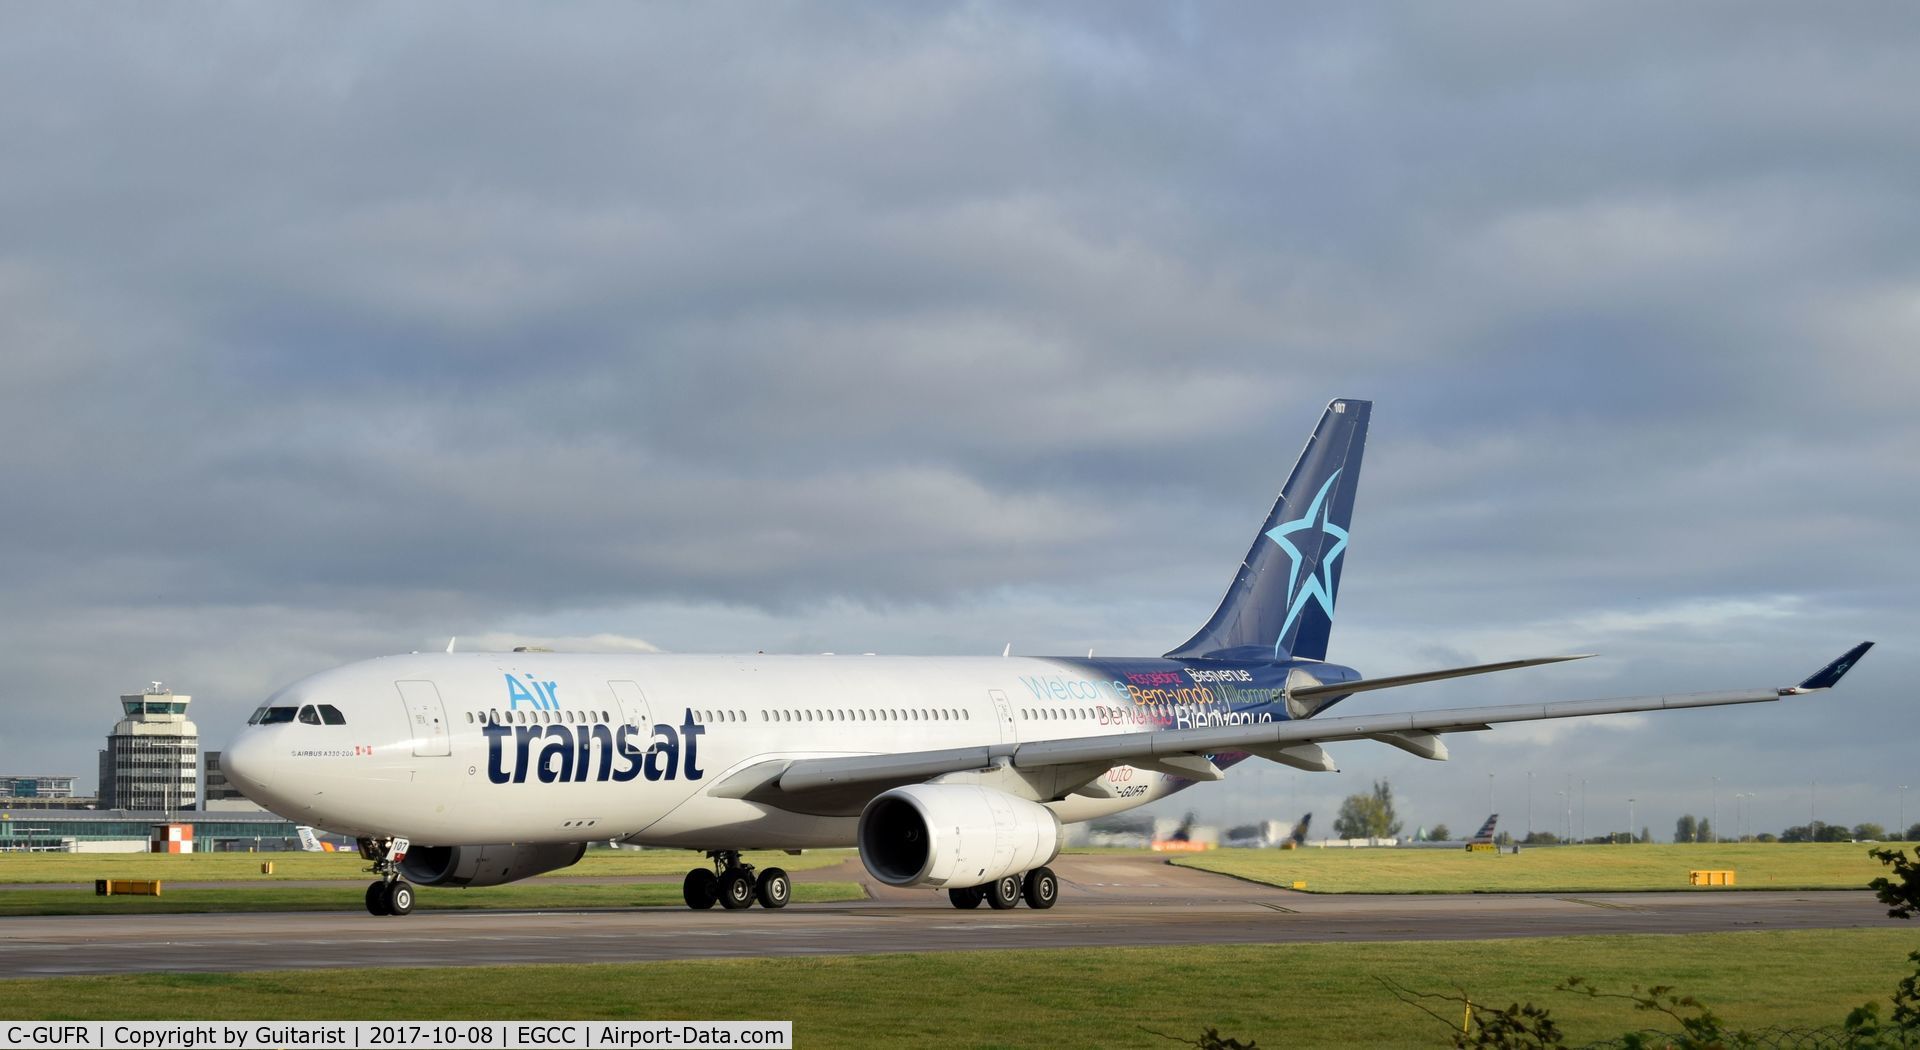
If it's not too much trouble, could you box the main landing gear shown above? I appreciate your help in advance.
[683,850,790,911]
[359,836,415,917]
[946,866,1057,911]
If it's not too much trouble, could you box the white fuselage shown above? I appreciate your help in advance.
[222,652,1219,849]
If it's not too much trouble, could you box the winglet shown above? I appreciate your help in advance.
[1791,641,1873,692]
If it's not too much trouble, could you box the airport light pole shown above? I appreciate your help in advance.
[1488,772,1494,817]
[1901,785,1908,840]
[1628,797,1636,843]
[1581,778,1587,843]
[1527,770,1534,838]
[1711,776,1719,844]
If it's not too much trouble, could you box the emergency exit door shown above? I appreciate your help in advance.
[608,680,653,729]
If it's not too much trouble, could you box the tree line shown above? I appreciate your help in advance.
[1332,782,1920,844]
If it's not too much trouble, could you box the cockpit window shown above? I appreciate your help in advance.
[247,707,269,725]
[318,704,346,725]
[258,706,299,724]
[298,705,322,725]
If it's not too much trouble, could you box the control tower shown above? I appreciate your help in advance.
[98,683,198,811]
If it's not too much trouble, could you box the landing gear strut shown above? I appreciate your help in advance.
[683,851,790,911]
[358,836,414,917]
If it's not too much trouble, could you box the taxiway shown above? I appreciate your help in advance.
[0,855,1900,977]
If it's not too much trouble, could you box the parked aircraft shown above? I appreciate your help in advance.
[219,399,1872,917]
[1223,812,1310,849]
[1402,814,1499,850]
[295,826,337,852]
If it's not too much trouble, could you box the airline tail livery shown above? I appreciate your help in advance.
[220,399,1873,916]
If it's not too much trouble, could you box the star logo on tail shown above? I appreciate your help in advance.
[1264,470,1347,657]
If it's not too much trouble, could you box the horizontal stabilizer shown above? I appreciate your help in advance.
[1289,654,1594,702]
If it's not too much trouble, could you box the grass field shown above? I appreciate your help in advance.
[0,848,854,884]
[1171,842,1898,893]
[4,929,1916,1048]
[0,880,866,916]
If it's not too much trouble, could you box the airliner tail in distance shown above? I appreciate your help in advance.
[296,826,338,852]
[1401,814,1499,850]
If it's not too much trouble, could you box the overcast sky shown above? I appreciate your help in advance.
[2,4,1914,841]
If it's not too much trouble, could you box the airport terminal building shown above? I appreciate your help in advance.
[0,808,299,852]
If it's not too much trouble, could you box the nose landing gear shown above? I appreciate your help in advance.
[682,851,791,910]
[358,836,415,917]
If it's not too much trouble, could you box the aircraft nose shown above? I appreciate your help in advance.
[220,729,275,802]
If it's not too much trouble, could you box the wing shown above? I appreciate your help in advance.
[710,642,1873,816]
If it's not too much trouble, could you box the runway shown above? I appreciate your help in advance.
[0,856,1902,977]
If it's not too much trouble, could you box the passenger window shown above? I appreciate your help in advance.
[319,705,346,725]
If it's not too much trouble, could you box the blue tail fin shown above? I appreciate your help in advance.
[1167,398,1371,662]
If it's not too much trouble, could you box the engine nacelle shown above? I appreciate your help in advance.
[858,784,1061,889]
[399,842,587,888]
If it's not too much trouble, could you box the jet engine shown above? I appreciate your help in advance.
[398,842,588,888]
[857,784,1061,889]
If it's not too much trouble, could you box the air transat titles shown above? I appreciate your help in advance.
[482,710,705,784]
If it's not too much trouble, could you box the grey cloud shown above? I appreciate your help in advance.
[0,5,1913,832]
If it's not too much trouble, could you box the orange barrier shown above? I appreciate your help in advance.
[94,879,162,896]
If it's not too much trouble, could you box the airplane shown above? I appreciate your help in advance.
[1222,812,1310,849]
[295,824,358,852]
[1402,813,1499,850]
[1150,810,1212,852]
[218,398,1874,918]
[295,825,336,852]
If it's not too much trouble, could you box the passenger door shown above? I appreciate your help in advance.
[396,680,451,757]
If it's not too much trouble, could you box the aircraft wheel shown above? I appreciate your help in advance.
[385,880,415,916]
[718,869,756,910]
[364,881,391,916]
[1022,866,1058,910]
[755,867,791,909]
[947,886,984,909]
[683,868,719,910]
[986,874,1022,910]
